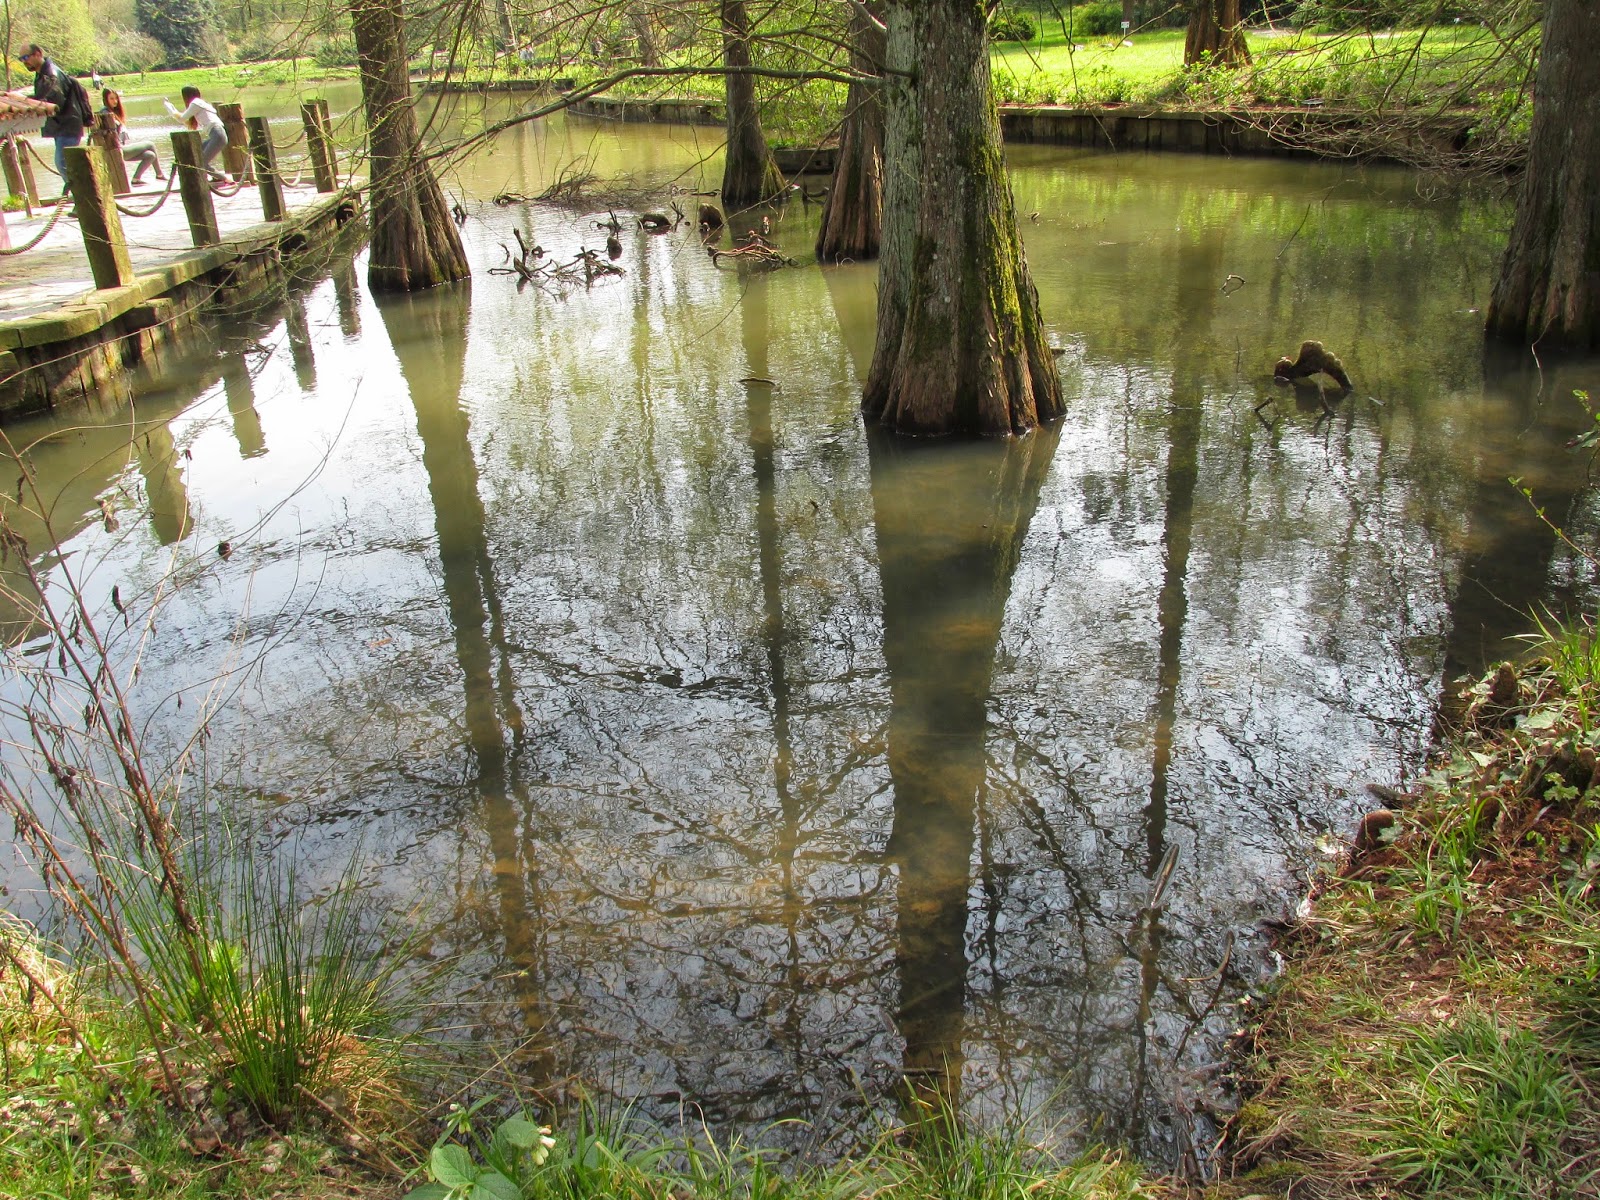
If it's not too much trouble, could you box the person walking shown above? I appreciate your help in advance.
[168,85,230,182]
[12,44,89,192]
[102,89,164,185]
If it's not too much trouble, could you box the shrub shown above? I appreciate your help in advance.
[1072,1,1127,36]
[234,24,302,63]
[315,34,361,67]
[989,11,1037,41]
[98,27,166,73]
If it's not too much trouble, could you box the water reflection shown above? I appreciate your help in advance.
[333,262,363,341]
[741,275,818,1106]
[284,289,319,394]
[6,127,1600,1169]
[1439,349,1592,683]
[134,422,193,546]
[869,427,1060,1114]
[376,283,555,1065]
[221,353,267,460]
[1129,227,1217,1157]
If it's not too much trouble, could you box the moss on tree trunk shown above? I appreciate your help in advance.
[1484,0,1600,351]
[720,0,784,212]
[816,3,886,262]
[350,0,470,293]
[863,0,1062,436]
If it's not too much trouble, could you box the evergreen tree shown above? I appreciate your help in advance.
[134,0,220,66]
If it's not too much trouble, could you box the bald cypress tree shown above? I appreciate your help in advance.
[1484,0,1600,351]
[863,0,1061,435]
[350,0,470,292]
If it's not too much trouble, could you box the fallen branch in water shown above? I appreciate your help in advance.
[708,235,796,272]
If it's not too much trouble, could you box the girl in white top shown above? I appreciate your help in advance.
[165,85,231,181]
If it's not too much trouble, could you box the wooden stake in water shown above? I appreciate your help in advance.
[90,112,133,197]
[217,103,255,184]
[2,135,39,211]
[301,100,338,193]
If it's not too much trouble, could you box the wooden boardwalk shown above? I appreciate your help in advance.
[1,175,341,323]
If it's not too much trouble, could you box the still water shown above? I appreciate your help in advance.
[7,96,1600,1165]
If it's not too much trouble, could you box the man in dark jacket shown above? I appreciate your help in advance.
[16,44,85,191]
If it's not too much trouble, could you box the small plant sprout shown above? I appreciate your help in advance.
[405,1112,555,1200]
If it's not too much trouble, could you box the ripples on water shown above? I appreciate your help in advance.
[4,95,1599,1165]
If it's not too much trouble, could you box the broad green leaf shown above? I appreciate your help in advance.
[495,1116,541,1151]
[1519,709,1560,732]
[476,1169,522,1200]
[402,1186,453,1200]
[431,1144,479,1190]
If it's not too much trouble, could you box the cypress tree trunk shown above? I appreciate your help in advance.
[719,0,783,212]
[863,0,1062,436]
[631,5,661,65]
[492,0,515,51]
[1183,0,1251,66]
[350,0,471,292]
[816,2,886,262]
[1484,0,1600,351]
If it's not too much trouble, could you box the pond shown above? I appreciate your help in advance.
[6,97,1600,1168]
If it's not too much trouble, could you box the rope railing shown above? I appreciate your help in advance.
[0,193,72,256]
[23,139,59,177]
[114,168,179,218]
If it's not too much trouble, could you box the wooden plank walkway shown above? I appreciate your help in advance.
[1,174,340,323]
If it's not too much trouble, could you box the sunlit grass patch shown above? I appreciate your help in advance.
[402,1095,1163,1200]
[1232,639,1600,1198]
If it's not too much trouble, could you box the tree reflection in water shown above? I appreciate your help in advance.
[867,425,1058,1119]
[376,284,555,1077]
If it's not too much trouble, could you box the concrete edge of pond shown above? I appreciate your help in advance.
[0,188,366,422]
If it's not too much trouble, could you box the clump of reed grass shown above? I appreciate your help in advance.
[0,911,78,1043]
[0,422,427,1153]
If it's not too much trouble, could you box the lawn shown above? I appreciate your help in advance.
[102,58,356,101]
[990,23,1518,108]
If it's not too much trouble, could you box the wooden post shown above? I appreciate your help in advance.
[170,130,220,247]
[62,145,134,290]
[246,116,285,222]
[3,136,39,212]
[90,113,134,197]
[17,139,39,209]
[300,99,337,192]
[216,102,255,183]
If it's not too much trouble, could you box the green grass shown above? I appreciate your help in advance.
[1232,637,1600,1198]
[403,1097,1162,1200]
[0,913,398,1200]
[990,24,1517,109]
[102,58,356,100]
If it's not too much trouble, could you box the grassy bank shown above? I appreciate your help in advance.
[102,58,356,100]
[990,24,1504,105]
[1229,627,1600,1197]
[1,922,1163,1200]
